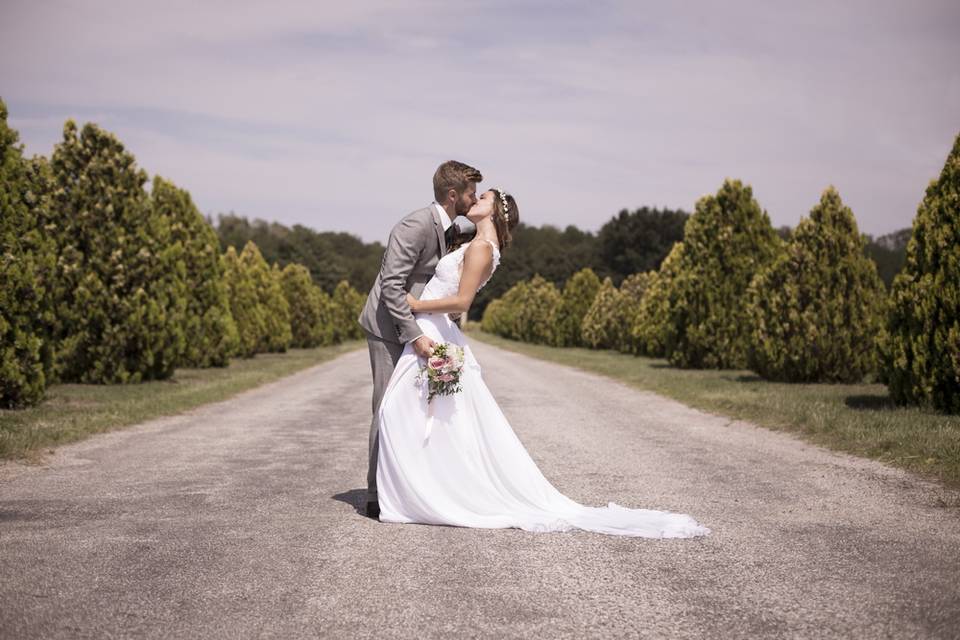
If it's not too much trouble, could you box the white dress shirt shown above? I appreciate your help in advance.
[435,202,452,231]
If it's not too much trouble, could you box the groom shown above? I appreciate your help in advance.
[357,160,483,518]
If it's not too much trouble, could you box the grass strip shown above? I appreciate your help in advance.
[467,327,960,492]
[0,341,364,461]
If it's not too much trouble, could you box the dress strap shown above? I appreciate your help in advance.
[478,238,500,255]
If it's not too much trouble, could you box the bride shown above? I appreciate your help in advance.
[375,189,711,538]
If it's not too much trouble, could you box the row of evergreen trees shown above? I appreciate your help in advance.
[483,134,960,414]
[0,100,365,409]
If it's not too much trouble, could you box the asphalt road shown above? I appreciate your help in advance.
[2,340,959,639]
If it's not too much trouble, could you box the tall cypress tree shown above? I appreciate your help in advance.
[883,133,960,413]
[152,177,238,367]
[221,245,265,358]
[280,263,334,348]
[0,100,57,407]
[664,180,782,369]
[50,121,186,383]
[631,243,686,357]
[617,271,656,354]
[746,187,886,382]
[238,242,291,353]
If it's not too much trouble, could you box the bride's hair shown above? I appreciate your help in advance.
[491,190,519,250]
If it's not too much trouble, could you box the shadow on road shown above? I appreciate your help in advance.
[331,488,377,519]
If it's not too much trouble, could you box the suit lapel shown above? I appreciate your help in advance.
[431,203,448,258]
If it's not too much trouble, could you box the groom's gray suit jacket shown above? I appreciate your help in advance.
[358,205,448,344]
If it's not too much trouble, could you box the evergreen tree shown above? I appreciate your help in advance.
[221,246,266,358]
[631,243,686,357]
[330,280,365,342]
[238,242,291,353]
[515,275,563,345]
[280,263,334,348]
[0,101,57,407]
[152,177,237,367]
[481,280,530,340]
[266,263,294,352]
[50,121,186,383]
[746,187,886,382]
[480,298,511,337]
[616,271,656,353]
[597,207,688,283]
[581,277,626,350]
[555,268,601,346]
[664,180,782,369]
[882,133,960,413]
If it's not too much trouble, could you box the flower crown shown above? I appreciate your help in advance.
[491,187,511,222]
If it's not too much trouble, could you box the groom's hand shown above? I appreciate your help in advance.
[412,335,436,358]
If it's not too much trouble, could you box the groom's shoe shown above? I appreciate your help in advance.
[365,501,380,519]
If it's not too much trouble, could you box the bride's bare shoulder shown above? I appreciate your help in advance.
[458,239,495,277]
[465,238,497,258]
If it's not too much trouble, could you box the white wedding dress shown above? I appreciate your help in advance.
[376,239,711,538]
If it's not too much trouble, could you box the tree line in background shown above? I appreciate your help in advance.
[0,100,365,409]
[214,203,910,327]
[483,134,960,414]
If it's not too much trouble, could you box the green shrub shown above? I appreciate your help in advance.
[330,280,365,342]
[581,277,625,350]
[152,177,237,367]
[631,243,686,357]
[50,121,187,383]
[580,270,660,353]
[616,271,656,354]
[480,298,508,336]
[0,101,57,407]
[237,243,291,353]
[481,280,529,339]
[746,187,886,382]
[281,263,335,348]
[515,275,563,345]
[664,180,783,368]
[882,133,960,413]
[556,268,601,346]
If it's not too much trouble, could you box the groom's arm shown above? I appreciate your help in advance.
[380,213,430,344]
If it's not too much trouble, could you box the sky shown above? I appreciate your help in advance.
[2,0,959,243]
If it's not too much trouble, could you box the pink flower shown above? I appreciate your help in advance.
[438,373,455,382]
[428,357,446,370]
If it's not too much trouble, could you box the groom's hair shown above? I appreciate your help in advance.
[433,160,483,202]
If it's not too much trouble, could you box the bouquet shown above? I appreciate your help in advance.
[416,342,466,403]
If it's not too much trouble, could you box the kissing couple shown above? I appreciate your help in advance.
[357,160,710,538]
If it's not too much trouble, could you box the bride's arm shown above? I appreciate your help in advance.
[406,242,494,314]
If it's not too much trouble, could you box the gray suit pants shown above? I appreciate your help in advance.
[366,331,405,506]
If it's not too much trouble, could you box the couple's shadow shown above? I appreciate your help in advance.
[331,488,376,519]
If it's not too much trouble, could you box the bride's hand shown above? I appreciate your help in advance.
[406,292,418,311]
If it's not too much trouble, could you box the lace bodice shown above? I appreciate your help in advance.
[419,239,500,302]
